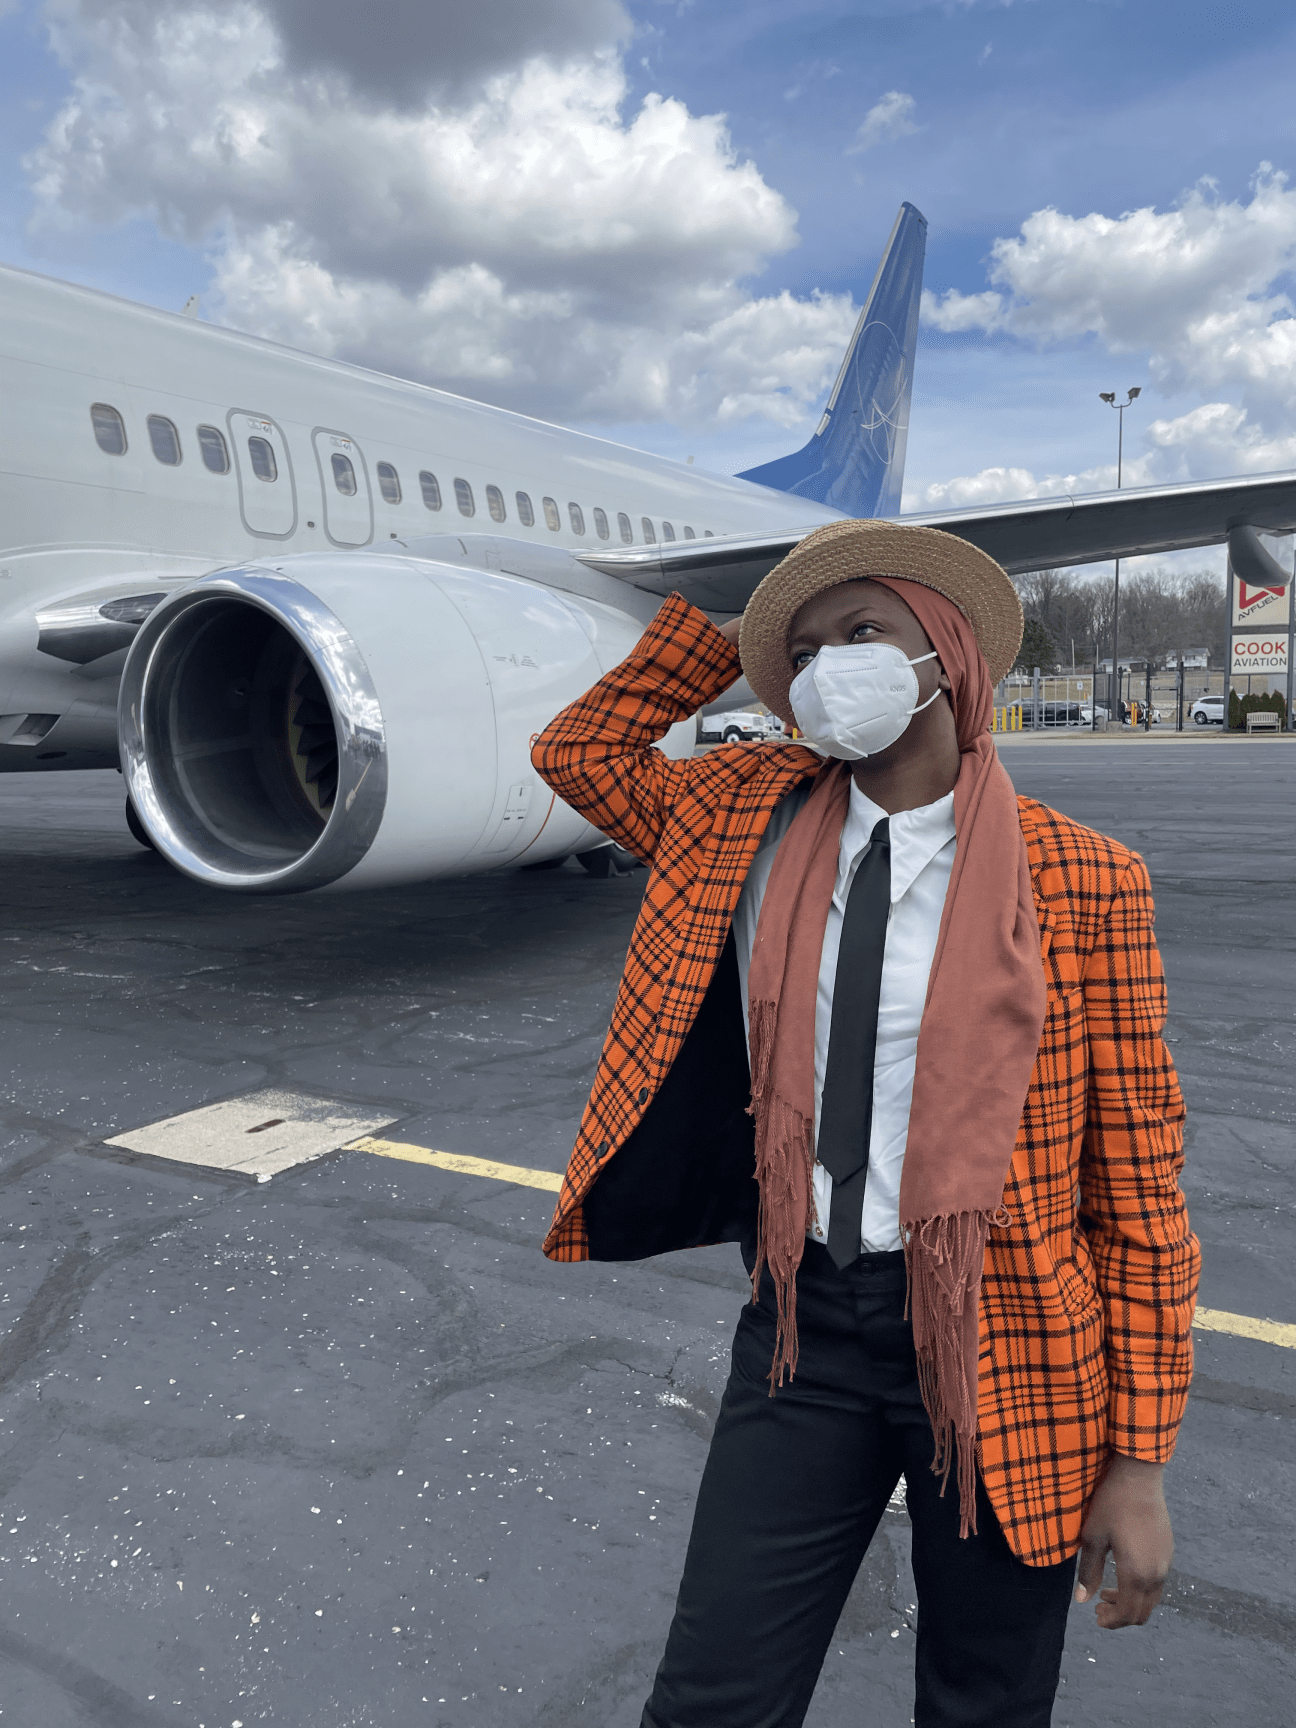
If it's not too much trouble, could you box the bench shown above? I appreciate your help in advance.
[1245,710,1282,733]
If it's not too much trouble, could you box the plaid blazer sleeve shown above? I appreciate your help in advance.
[530,591,744,862]
[1078,849,1200,1462]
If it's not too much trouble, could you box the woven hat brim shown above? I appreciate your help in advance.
[737,520,1023,725]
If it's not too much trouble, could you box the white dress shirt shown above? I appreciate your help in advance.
[731,780,956,1254]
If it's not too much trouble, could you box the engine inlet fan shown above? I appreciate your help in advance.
[287,655,338,816]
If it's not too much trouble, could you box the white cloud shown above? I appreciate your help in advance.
[847,91,918,154]
[920,167,1296,486]
[1143,401,1296,479]
[908,400,1296,513]
[906,451,1229,578]
[920,287,1007,334]
[912,460,1129,512]
[27,0,858,430]
[922,168,1296,372]
[265,0,632,106]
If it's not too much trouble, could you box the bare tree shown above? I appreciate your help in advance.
[1013,566,1224,668]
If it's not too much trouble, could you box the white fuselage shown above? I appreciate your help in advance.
[0,263,835,708]
[0,262,840,885]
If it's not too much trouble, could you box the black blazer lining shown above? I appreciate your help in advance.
[582,931,758,1261]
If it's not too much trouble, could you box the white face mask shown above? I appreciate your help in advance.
[788,642,940,760]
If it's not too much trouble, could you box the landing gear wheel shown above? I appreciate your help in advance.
[125,798,156,850]
[576,844,643,878]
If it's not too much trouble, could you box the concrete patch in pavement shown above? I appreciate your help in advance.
[105,1088,398,1181]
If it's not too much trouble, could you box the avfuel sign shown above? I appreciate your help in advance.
[1232,579,1292,629]
[1225,536,1294,719]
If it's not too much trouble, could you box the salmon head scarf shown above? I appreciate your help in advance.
[744,575,1046,1536]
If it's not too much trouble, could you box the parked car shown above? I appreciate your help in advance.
[1023,700,1086,728]
[698,709,786,744]
[1078,704,1111,725]
[1190,696,1225,726]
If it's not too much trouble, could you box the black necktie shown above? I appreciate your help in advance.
[816,817,890,1269]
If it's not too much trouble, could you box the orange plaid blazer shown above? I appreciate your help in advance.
[533,592,1200,1567]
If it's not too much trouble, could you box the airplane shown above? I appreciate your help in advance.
[3,201,1294,894]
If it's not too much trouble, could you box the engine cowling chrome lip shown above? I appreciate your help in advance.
[118,568,388,892]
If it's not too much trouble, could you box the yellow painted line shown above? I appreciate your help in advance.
[351,1138,1296,1349]
[348,1135,563,1193]
[1193,1306,1296,1351]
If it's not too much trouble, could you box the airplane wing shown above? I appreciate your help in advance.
[577,468,1296,613]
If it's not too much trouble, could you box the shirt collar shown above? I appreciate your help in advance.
[839,781,956,904]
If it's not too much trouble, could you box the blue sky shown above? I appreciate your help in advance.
[5,0,1296,544]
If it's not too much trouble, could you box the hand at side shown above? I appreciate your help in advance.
[1075,1453,1173,1629]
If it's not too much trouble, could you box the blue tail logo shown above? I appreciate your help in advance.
[737,202,927,519]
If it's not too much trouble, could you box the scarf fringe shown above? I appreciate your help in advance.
[904,1209,993,1538]
[747,997,777,1120]
[747,997,813,1392]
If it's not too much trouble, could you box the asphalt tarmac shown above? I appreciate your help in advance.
[1,735,1294,1728]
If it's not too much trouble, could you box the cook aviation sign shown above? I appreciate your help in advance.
[1230,634,1289,674]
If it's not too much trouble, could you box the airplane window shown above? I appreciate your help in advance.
[662,521,676,541]
[568,502,585,535]
[455,478,475,516]
[147,415,182,466]
[419,470,442,510]
[543,497,561,531]
[486,484,507,523]
[377,461,401,504]
[90,403,127,455]
[617,512,633,544]
[516,491,535,526]
[332,452,358,496]
[197,425,229,473]
[641,517,656,543]
[248,436,278,482]
[593,507,610,541]
[683,526,696,539]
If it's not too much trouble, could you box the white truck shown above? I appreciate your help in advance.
[697,709,787,744]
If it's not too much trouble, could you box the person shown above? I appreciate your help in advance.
[531,520,1199,1728]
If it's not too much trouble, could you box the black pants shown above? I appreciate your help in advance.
[641,1242,1076,1728]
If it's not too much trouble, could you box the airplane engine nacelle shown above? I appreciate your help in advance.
[118,552,686,892]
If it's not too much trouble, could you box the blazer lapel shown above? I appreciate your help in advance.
[1035,895,1055,969]
[1020,803,1060,982]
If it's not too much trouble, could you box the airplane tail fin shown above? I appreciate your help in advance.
[737,201,927,518]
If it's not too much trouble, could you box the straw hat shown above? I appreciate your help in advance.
[738,519,1023,723]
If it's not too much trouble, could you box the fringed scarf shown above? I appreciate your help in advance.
[745,577,1046,1536]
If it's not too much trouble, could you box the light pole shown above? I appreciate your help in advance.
[1099,387,1141,722]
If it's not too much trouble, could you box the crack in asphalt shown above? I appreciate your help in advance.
[1163,1568,1296,1651]
[0,1621,189,1728]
